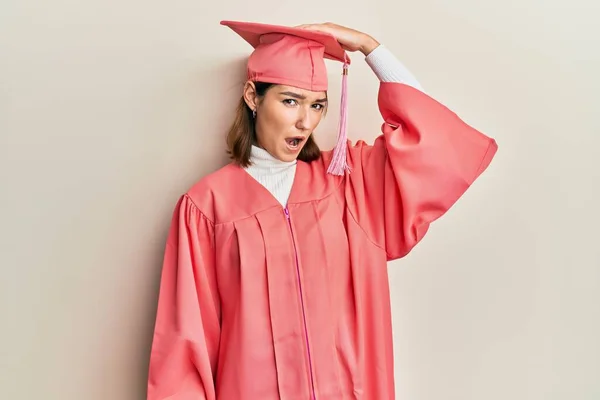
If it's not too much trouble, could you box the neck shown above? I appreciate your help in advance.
[248,145,296,168]
[242,145,297,207]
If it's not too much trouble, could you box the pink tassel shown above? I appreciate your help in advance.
[327,62,351,176]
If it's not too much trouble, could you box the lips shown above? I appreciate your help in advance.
[285,136,305,151]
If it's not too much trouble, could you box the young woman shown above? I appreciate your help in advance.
[147,20,498,400]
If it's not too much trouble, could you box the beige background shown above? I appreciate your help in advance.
[1,0,599,399]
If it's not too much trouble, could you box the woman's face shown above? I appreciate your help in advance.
[244,82,327,162]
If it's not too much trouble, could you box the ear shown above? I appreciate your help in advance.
[242,80,258,111]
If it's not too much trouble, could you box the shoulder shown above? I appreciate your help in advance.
[287,141,371,204]
[319,138,386,171]
[181,163,242,224]
[184,162,296,224]
[288,138,389,203]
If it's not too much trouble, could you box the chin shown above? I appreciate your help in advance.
[278,152,298,162]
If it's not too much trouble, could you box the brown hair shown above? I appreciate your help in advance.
[226,82,323,167]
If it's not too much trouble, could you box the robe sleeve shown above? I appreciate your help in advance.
[344,82,498,261]
[147,195,220,400]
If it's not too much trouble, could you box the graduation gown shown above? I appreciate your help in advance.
[147,82,498,399]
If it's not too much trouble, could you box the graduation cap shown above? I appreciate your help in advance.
[220,20,352,175]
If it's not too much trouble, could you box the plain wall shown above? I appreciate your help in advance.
[1,0,598,399]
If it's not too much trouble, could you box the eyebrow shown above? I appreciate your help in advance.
[279,91,328,103]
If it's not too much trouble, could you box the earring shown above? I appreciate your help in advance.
[252,109,257,119]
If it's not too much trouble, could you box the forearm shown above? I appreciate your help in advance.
[361,38,425,93]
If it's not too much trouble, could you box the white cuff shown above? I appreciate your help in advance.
[365,44,425,93]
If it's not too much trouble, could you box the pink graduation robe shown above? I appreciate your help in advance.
[147,82,498,399]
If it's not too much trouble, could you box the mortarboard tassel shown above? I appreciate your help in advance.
[327,62,351,176]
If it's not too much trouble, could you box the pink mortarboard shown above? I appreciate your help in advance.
[221,20,352,175]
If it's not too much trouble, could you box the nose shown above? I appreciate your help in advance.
[295,106,312,131]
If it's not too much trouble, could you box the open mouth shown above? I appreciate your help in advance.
[285,136,305,150]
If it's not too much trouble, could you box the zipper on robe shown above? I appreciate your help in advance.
[284,207,317,400]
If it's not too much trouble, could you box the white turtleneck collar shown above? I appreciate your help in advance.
[248,145,296,169]
[243,145,297,207]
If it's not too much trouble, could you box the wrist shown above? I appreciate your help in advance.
[359,34,380,56]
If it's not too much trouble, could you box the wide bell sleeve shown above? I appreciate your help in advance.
[147,195,220,400]
[344,82,498,261]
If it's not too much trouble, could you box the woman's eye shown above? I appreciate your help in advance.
[312,104,324,111]
[283,99,297,106]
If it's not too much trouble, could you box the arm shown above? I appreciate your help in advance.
[365,44,426,93]
[345,82,497,259]
[301,23,498,258]
[147,195,220,399]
